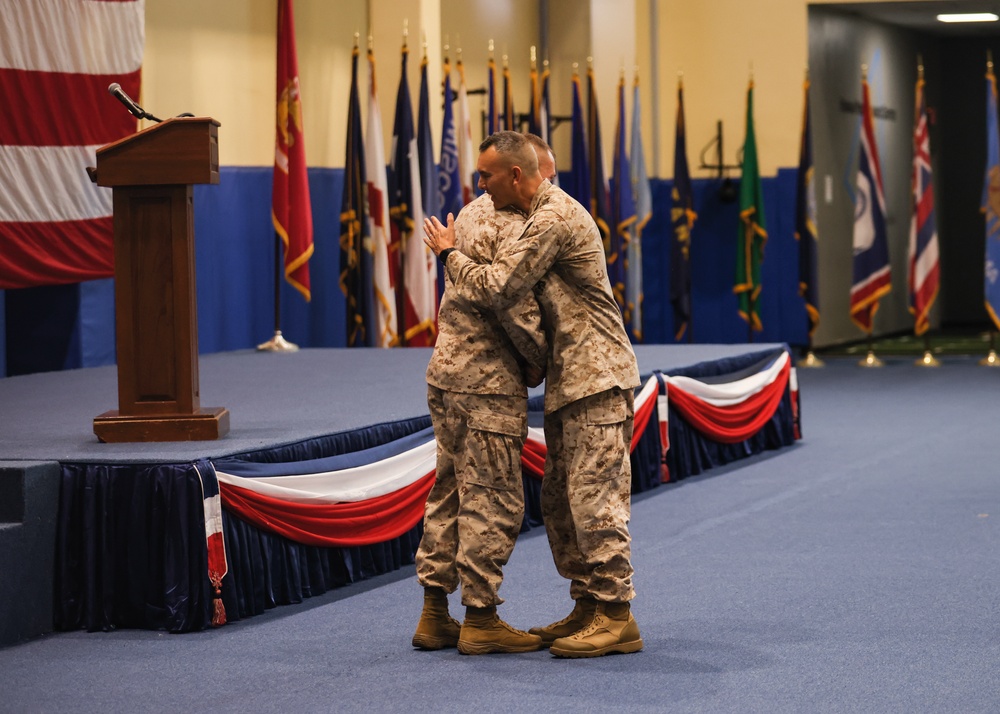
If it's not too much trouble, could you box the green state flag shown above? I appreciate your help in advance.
[735,79,767,332]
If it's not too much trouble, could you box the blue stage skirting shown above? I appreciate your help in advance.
[45,346,797,633]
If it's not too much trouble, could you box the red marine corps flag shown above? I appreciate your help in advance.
[272,0,313,303]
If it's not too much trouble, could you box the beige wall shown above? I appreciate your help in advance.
[142,0,929,175]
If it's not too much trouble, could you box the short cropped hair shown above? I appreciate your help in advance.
[480,130,539,174]
[522,132,556,163]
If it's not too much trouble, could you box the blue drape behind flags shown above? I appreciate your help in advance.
[339,43,373,346]
[983,62,1000,331]
[439,57,462,220]
[567,71,590,209]
[671,79,696,341]
[796,75,820,339]
[907,69,939,337]
[610,74,635,324]
[850,74,892,334]
[629,74,651,343]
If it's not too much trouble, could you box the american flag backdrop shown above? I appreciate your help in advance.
[0,0,144,289]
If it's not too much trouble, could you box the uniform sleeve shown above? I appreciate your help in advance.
[445,215,564,311]
[496,293,547,377]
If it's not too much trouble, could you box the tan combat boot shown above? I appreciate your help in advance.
[411,587,461,650]
[528,597,598,646]
[457,605,543,655]
[549,601,643,658]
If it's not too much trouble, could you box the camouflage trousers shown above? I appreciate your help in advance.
[415,385,528,608]
[541,386,636,603]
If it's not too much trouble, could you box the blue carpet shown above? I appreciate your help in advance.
[1,356,998,712]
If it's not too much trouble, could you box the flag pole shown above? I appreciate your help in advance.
[256,239,299,352]
[980,331,999,366]
[912,58,938,368]
[859,332,883,367]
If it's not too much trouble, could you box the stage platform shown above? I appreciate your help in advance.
[0,343,799,639]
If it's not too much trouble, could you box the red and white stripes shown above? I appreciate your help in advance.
[0,0,144,288]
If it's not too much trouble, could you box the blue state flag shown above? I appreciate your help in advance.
[439,56,461,220]
[796,73,820,338]
[983,60,1000,331]
[566,70,590,209]
[671,78,696,341]
[849,73,891,334]
[610,73,636,325]
[339,41,374,346]
[417,52,439,222]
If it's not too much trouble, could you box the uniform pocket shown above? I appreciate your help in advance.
[585,396,627,426]
[468,409,527,439]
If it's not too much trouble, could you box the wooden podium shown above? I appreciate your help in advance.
[92,117,229,442]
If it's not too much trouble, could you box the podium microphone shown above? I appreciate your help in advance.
[108,83,161,122]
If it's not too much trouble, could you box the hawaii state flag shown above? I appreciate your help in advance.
[389,42,436,346]
[273,0,313,301]
[907,66,939,336]
[850,72,892,334]
[796,72,820,338]
[671,77,697,341]
[983,59,1000,331]
[0,0,144,289]
[365,42,398,347]
[339,41,373,346]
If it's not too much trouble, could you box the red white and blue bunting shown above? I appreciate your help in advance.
[212,350,797,566]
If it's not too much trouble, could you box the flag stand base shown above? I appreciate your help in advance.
[858,350,884,368]
[257,331,299,352]
[915,350,941,367]
[979,349,1000,367]
[797,351,825,368]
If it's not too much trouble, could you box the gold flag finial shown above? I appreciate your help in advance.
[402,19,408,47]
[488,38,494,57]
[530,45,536,67]
[862,63,868,80]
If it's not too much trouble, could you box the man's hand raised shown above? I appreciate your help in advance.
[422,214,456,257]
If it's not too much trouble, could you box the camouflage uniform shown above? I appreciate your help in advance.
[446,181,641,603]
[417,194,544,608]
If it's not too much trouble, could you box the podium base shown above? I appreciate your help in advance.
[94,407,230,443]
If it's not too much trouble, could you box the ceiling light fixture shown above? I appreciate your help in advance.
[936,12,999,23]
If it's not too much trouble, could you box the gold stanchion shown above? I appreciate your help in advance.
[859,349,884,367]
[798,350,825,368]
[915,333,940,367]
[981,332,1000,367]
[858,333,883,367]
[257,330,299,352]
